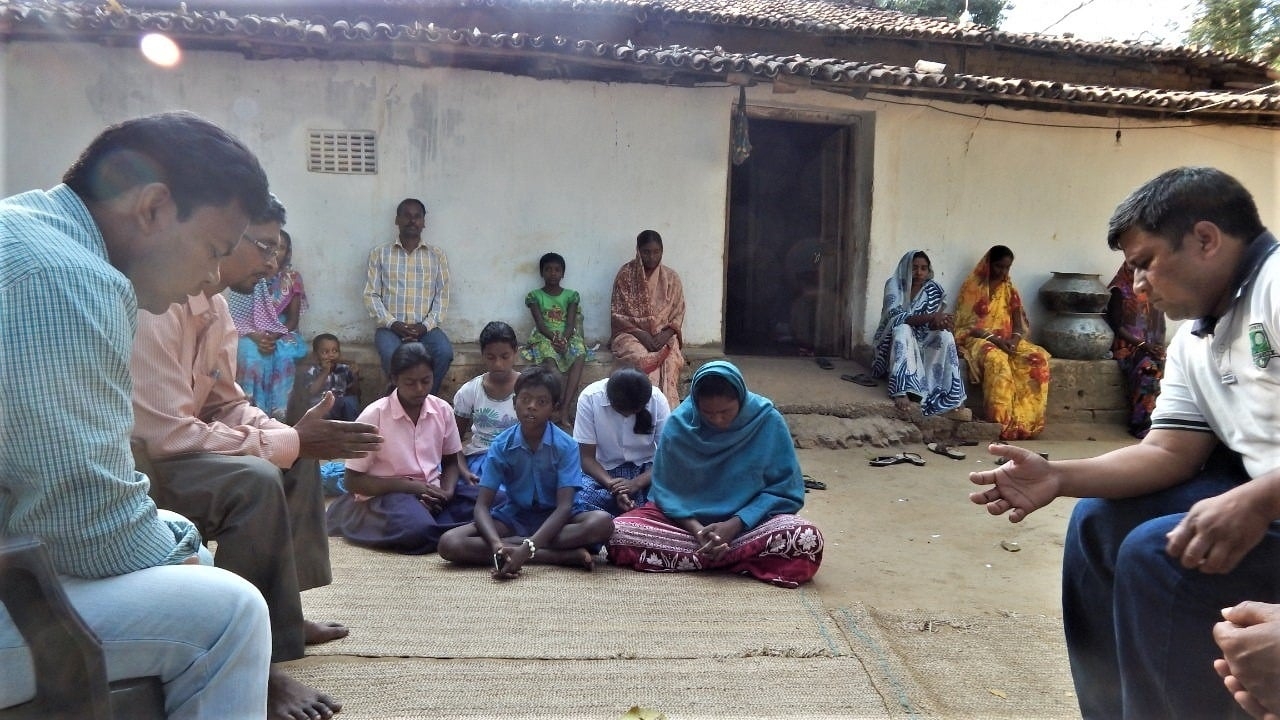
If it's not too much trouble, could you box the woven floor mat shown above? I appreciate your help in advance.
[284,655,891,719]
[302,539,848,660]
[850,607,1077,719]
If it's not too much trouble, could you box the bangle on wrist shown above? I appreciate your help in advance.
[521,537,537,559]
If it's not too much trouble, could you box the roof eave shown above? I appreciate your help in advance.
[3,10,1278,127]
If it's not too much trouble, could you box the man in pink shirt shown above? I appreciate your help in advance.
[131,197,383,720]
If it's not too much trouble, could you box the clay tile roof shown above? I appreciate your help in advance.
[372,0,1267,70]
[3,0,1279,122]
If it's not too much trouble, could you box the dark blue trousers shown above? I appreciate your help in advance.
[1064,449,1280,719]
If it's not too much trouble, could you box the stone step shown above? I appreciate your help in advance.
[334,343,1127,448]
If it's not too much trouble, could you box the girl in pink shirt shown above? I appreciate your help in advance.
[326,342,484,554]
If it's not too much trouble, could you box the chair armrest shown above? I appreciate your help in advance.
[0,536,111,720]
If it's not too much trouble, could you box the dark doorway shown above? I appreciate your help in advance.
[725,117,852,356]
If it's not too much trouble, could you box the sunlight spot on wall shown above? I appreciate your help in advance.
[139,33,181,67]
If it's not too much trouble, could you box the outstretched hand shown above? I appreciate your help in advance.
[1215,602,1280,719]
[294,392,383,459]
[968,444,1058,523]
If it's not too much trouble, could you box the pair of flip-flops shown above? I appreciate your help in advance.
[816,357,835,369]
[868,452,926,467]
[927,442,966,460]
[802,474,826,491]
[841,373,877,387]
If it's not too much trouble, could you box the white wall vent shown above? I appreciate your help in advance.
[307,130,377,174]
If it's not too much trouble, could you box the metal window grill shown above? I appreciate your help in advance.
[307,130,377,174]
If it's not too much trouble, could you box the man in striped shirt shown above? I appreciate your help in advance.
[363,198,455,395]
[0,112,273,717]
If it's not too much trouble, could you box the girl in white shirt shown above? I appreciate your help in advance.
[453,321,520,481]
[572,367,671,515]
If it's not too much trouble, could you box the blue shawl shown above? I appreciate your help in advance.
[649,360,804,530]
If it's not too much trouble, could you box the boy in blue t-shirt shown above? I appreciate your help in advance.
[437,367,613,578]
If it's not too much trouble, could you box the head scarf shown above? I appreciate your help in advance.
[649,360,803,530]
[610,251,685,342]
[955,248,1029,342]
[873,250,937,349]
[1108,263,1164,346]
[225,278,291,335]
[268,268,308,316]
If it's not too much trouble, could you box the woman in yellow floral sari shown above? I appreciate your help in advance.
[954,245,1051,440]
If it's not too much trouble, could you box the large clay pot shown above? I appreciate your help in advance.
[1040,312,1114,360]
[1039,272,1110,313]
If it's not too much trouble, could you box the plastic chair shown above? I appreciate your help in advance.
[0,535,165,720]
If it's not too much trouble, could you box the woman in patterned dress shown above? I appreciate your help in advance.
[871,250,966,416]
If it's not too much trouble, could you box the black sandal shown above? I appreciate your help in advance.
[841,373,877,387]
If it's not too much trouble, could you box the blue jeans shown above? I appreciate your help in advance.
[0,564,270,718]
[1064,448,1280,719]
[374,326,454,396]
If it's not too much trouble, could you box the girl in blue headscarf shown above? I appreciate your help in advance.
[607,360,823,587]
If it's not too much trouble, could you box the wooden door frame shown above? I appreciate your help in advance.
[724,104,874,358]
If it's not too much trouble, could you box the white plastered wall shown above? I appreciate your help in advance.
[4,40,1278,352]
[1,42,732,347]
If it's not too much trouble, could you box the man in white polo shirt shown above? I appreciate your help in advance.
[968,166,1280,719]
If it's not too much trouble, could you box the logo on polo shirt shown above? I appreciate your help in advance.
[1249,323,1277,368]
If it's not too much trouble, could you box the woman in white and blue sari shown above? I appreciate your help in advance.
[871,250,966,416]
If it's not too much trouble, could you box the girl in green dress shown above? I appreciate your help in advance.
[522,252,591,419]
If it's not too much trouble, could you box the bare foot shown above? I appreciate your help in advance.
[536,546,595,570]
[304,619,348,645]
[893,396,911,415]
[268,666,342,720]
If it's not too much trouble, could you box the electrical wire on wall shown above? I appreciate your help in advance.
[862,93,1279,131]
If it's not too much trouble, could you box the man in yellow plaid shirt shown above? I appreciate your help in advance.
[363,198,455,395]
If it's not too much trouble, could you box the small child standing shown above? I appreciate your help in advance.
[326,342,479,554]
[453,321,520,482]
[522,252,590,420]
[290,333,362,422]
[437,367,614,578]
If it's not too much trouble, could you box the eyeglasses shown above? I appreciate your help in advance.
[248,237,281,261]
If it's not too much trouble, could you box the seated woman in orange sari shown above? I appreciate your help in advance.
[954,245,1051,440]
[610,229,686,408]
